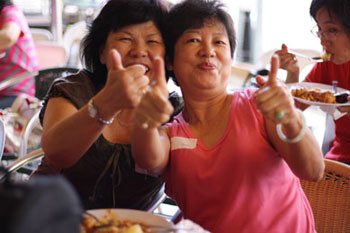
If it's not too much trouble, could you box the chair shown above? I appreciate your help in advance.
[145,184,167,213]
[35,66,79,99]
[35,42,68,69]
[0,148,44,182]
[15,67,80,159]
[300,159,350,233]
[63,21,87,68]
[30,28,53,43]
[0,119,6,161]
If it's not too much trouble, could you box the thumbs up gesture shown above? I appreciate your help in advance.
[99,49,150,111]
[255,55,298,125]
[133,56,174,129]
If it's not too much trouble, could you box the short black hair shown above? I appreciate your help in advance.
[165,0,236,64]
[310,0,350,35]
[81,0,168,85]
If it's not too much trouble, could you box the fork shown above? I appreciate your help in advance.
[288,50,323,62]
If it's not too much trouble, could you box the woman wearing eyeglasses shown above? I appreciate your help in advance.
[275,0,350,164]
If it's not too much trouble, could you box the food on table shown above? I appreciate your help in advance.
[291,87,336,104]
[321,52,331,61]
[81,210,151,233]
[334,92,350,103]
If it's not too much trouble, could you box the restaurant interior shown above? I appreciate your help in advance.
[0,0,349,232]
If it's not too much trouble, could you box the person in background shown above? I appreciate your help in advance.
[0,0,39,108]
[131,0,324,232]
[33,0,182,210]
[275,0,350,164]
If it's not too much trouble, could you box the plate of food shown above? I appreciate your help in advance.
[82,208,173,233]
[287,82,350,107]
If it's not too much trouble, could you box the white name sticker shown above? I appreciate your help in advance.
[171,137,197,150]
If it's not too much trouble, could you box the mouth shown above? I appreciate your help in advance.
[126,63,150,74]
[198,62,216,70]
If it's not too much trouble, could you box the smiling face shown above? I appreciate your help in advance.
[316,7,350,64]
[169,19,232,99]
[100,20,165,77]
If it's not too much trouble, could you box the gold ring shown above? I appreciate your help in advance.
[142,88,147,95]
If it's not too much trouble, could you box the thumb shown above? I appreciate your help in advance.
[255,75,267,87]
[151,56,167,91]
[267,55,280,85]
[281,43,288,52]
[107,49,124,71]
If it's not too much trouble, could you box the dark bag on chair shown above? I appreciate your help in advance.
[0,174,83,233]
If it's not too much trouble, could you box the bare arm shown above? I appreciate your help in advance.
[0,22,21,50]
[41,49,149,169]
[41,97,110,168]
[255,55,324,181]
[131,57,174,175]
[265,116,324,181]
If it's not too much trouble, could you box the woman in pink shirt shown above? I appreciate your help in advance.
[0,0,39,108]
[131,0,324,232]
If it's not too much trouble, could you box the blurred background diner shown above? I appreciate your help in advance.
[0,0,348,230]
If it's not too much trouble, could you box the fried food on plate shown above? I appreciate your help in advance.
[291,87,336,104]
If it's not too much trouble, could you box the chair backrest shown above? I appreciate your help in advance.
[300,159,350,233]
[62,21,87,68]
[0,118,6,161]
[35,67,79,100]
[35,42,68,69]
[30,28,53,43]
[0,148,44,182]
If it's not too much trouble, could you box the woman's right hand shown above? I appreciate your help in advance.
[99,49,151,112]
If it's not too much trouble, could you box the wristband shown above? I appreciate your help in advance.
[276,109,306,143]
[87,99,114,125]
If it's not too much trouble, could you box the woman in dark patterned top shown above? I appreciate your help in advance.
[33,0,183,210]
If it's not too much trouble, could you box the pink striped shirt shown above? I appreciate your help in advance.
[0,5,39,97]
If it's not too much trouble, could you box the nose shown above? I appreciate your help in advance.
[320,36,331,48]
[129,41,147,57]
[199,41,215,58]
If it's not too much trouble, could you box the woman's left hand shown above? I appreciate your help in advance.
[255,55,299,125]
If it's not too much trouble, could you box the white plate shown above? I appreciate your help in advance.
[87,208,173,227]
[287,82,350,107]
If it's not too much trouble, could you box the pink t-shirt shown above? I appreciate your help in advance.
[165,89,315,233]
[305,61,350,162]
[0,5,39,97]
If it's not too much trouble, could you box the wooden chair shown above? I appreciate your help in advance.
[300,159,350,233]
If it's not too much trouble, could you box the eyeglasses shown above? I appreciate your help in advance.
[310,25,343,40]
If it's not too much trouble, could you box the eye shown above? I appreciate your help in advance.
[187,38,200,43]
[327,28,339,34]
[119,37,132,42]
[148,40,161,44]
[215,40,226,45]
